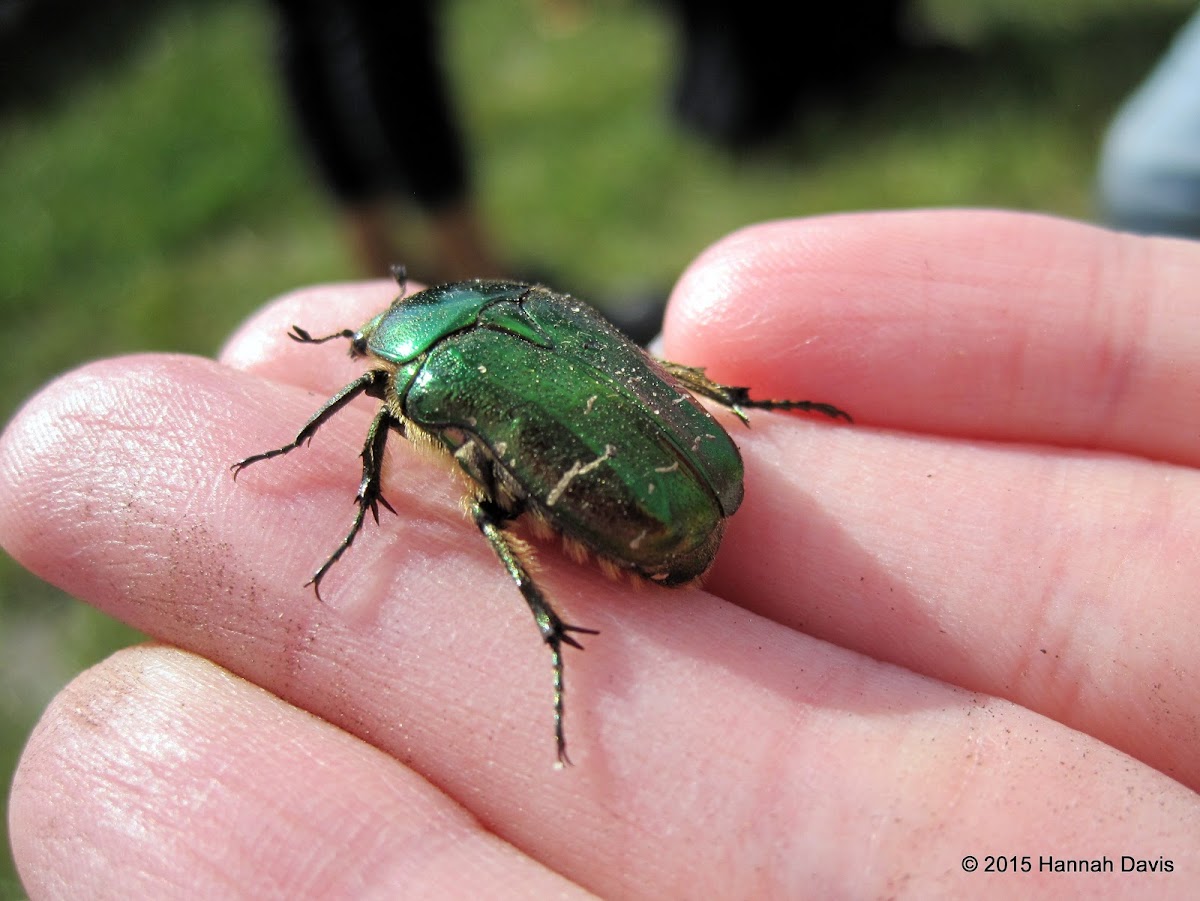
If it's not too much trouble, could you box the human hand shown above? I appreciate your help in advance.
[3,210,1197,897]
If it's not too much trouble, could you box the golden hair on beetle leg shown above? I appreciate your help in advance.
[563,535,590,565]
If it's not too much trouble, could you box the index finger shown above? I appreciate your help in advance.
[664,210,1200,466]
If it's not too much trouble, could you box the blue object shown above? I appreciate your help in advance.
[1098,10,1200,237]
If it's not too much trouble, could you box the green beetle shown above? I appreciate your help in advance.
[233,267,850,764]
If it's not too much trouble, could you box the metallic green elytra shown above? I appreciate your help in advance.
[232,266,851,765]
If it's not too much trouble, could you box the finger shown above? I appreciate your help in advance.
[219,278,404,392]
[2,358,1197,895]
[664,210,1200,466]
[709,408,1200,790]
[9,645,581,898]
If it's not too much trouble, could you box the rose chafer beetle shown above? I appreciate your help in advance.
[233,267,850,765]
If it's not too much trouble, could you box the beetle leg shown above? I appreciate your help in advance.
[656,360,852,425]
[471,497,599,767]
[231,370,386,476]
[715,387,852,425]
[232,370,397,600]
[305,404,398,599]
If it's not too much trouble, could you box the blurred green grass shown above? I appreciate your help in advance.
[0,0,1192,892]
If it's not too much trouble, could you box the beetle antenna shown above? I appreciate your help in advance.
[289,325,356,345]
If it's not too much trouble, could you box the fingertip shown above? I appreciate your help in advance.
[218,279,398,385]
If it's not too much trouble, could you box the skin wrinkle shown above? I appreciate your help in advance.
[1022,228,1170,457]
[737,707,841,896]
[1011,456,1193,772]
[1079,230,1155,451]
[928,696,989,846]
[1099,485,1193,780]
[1004,474,1088,712]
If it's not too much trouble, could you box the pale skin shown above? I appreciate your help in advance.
[3,210,1199,898]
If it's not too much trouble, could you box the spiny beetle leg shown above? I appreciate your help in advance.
[657,360,852,426]
[231,370,385,476]
[721,389,852,424]
[472,498,598,766]
[307,404,397,599]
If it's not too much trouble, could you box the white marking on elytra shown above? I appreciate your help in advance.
[547,444,616,507]
[454,440,474,463]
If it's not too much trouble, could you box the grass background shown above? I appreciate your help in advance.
[1,0,1194,891]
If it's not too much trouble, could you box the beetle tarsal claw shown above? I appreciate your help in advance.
[557,622,601,651]
[303,572,327,603]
